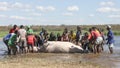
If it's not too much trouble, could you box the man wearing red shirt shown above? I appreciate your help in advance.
[91,27,103,54]
[27,34,36,52]
[9,25,18,33]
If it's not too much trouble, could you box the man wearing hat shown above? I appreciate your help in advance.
[106,25,114,54]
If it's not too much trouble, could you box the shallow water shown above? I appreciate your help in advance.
[0,36,120,68]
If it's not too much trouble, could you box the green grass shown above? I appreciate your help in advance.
[104,30,120,36]
[0,31,8,38]
[0,30,120,38]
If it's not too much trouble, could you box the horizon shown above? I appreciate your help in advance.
[0,24,120,27]
[0,0,120,26]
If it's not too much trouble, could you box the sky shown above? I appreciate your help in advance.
[0,0,120,26]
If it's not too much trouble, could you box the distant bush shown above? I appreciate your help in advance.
[0,24,120,38]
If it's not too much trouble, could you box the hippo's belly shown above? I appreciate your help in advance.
[45,41,83,53]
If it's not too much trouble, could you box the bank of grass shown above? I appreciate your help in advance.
[0,30,120,39]
[104,30,120,36]
[113,31,120,36]
[0,53,103,68]
[0,31,8,39]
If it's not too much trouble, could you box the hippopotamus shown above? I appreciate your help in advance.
[38,41,83,53]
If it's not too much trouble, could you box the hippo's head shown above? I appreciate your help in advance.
[38,42,50,52]
[69,45,83,53]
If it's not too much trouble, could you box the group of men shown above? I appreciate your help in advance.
[48,25,114,54]
[3,25,35,55]
[3,25,114,55]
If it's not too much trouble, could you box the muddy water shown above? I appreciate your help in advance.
[0,36,120,68]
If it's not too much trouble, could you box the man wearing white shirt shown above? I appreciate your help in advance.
[18,25,27,53]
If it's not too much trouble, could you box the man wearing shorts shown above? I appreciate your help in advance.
[92,27,103,54]
[106,25,114,54]
[27,34,36,52]
[18,25,27,53]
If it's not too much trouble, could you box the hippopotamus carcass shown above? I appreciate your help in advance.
[38,41,83,53]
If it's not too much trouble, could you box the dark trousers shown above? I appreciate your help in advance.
[3,39,11,55]
[10,45,17,55]
[83,43,89,50]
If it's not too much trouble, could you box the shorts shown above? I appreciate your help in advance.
[95,37,103,45]
[20,39,27,47]
[108,43,114,48]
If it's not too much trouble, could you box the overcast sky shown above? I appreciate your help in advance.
[0,0,120,26]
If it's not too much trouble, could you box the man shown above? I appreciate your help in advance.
[91,27,103,54]
[106,25,114,54]
[49,32,56,41]
[27,33,36,52]
[39,28,49,43]
[88,28,94,53]
[69,30,76,43]
[61,32,69,41]
[61,28,69,41]
[9,25,18,33]
[57,33,61,41]
[3,33,14,55]
[43,30,49,42]
[81,32,89,51]
[26,26,34,35]
[8,31,18,55]
[18,25,27,53]
[39,28,45,44]
[76,26,82,45]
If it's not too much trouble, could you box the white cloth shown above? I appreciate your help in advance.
[108,43,114,48]
[95,37,103,45]
[18,29,26,40]
[18,29,27,47]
